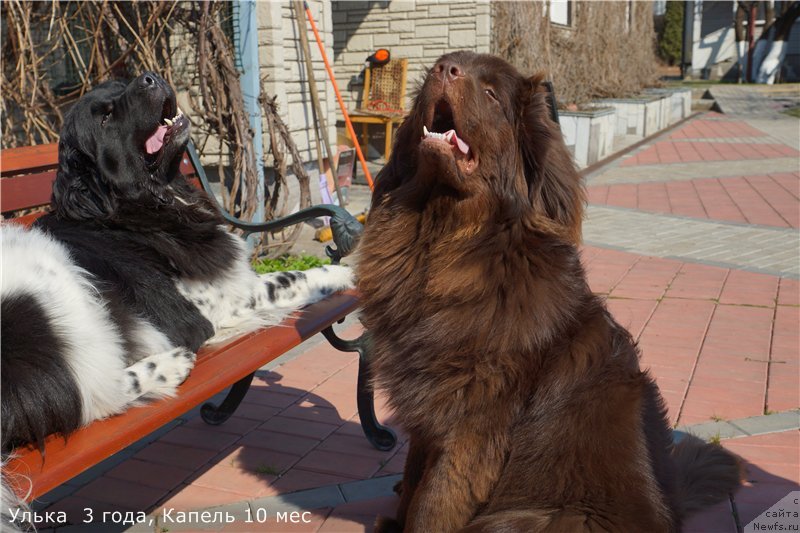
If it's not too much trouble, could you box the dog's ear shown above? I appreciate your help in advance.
[51,142,116,220]
[519,75,585,244]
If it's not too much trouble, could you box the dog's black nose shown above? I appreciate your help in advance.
[434,60,464,82]
[137,72,161,90]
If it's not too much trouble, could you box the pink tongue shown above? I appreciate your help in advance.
[444,129,470,155]
[145,125,168,154]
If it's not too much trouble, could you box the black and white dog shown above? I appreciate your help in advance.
[0,73,352,505]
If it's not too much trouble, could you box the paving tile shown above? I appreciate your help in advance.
[187,462,278,499]
[272,469,358,494]
[281,402,350,426]
[259,415,341,440]
[376,443,407,476]
[252,484,344,513]
[317,513,374,533]
[730,411,800,436]
[610,256,682,300]
[182,415,262,436]
[605,298,658,340]
[72,476,166,510]
[237,429,321,456]
[157,484,253,513]
[315,433,397,462]
[226,402,282,422]
[159,426,242,451]
[214,444,302,477]
[244,389,304,409]
[294,450,383,479]
[338,476,401,504]
[582,246,640,294]
[132,441,219,471]
[105,458,193,492]
[664,263,729,300]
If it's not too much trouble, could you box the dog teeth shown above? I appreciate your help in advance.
[423,128,447,140]
[423,125,458,143]
[163,109,184,127]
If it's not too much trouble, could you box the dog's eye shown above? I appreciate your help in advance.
[100,104,113,126]
[485,88,499,102]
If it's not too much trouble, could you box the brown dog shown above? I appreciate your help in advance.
[356,51,741,532]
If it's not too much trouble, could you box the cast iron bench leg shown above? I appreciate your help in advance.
[321,325,397,451]
[201,372,256,425]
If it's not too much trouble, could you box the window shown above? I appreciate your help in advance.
[625,1,631,33]
[550,0,572,27]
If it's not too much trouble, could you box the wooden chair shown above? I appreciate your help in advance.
[349,58,408,161]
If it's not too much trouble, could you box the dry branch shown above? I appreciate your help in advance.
[1,0,310,257]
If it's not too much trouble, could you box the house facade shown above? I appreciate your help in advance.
[247,1,492,164]
[681,1,800,81]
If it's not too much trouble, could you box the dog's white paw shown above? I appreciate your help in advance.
[124,347,196,401]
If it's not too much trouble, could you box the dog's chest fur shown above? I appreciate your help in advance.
[357,198,591,435]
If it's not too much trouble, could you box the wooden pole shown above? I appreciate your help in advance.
[292,1,345,206]
[302,1,374,189]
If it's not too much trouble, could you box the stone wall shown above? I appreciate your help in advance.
[331,1,492,111]
[257,0,338,164]
[199,1,492,167]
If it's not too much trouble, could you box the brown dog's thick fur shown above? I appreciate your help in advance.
[356,52,742,532]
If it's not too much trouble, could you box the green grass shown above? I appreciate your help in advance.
[252,254,330,274]
[253,463,281,476]
[782,106,800,118]
[708,432,722,446]
[709,414,726,422]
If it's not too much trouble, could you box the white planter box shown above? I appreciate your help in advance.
[596,95,666,138]
[643,88,692,125]
[559,106,616,169]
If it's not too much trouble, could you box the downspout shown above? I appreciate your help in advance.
[235,0,265,229]
[681,1,694,79]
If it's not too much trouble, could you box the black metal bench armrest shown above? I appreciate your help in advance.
[186,142,362,263]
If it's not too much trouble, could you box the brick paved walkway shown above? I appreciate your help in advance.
[34,107,798,532]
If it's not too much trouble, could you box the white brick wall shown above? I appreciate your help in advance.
[331,1,492,111]
[197,1,494,167]
[257,0,338,164]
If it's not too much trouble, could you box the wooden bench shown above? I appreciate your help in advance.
[1,142,396,502]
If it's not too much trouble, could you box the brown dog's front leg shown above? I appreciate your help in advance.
[394,437,429,525]
[402,431,507,533]
[375,437,429,533]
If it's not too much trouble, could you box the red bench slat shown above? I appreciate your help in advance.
[1,143,59,176]
[1,171,57,212]
[2,144,199,217]
[7,290,360,500]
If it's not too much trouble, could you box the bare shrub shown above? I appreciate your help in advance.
[1,1,309,256]
[493,1,660,107]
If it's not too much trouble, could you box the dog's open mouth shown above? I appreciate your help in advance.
[144,96,188,165]
[421,99,477,174]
